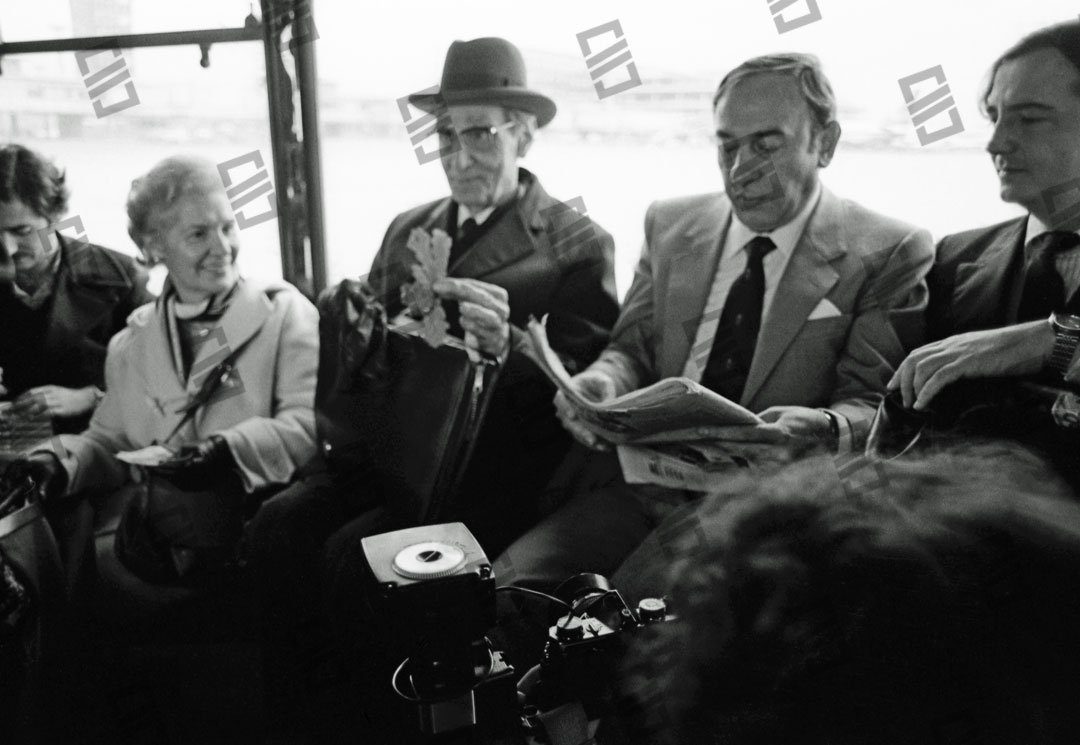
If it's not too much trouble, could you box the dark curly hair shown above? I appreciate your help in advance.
[622,445,1080,745]
[0,144,69,221]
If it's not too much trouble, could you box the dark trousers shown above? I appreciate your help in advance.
[492,451,701,604]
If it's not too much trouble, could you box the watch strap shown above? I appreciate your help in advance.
[1049,316,1080,376]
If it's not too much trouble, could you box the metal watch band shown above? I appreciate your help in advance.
[1050,314,1080,377]
[1050,331,1080,376]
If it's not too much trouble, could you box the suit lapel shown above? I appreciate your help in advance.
[951,219,1025,328]
[660,198,728,377]
[742,189,843,406]
[131,300,188,427]
[184,280,270,395]
[449,171,544,279]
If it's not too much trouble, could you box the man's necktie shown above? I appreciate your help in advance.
[457,217,479,244]
[700,235,777,400]
[448,216,480,269]
[1016,231,1080,321]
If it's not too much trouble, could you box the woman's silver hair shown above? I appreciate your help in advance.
[712,53,837,132]
[126,155,225,251]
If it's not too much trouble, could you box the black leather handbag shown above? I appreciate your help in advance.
[113,350,248,585]
[315,279,501,524]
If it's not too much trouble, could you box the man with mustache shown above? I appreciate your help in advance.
[891,21,1080,486]
[495,53,934,594]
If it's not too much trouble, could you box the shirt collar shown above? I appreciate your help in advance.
[726,181,822,258]
[1025,213,1080,246]
[457,183,526,228]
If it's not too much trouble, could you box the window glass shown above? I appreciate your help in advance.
[0,0,278,291]
[2,0,1076,296]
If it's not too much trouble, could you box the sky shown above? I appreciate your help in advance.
[0,0,1075,289]
[1,0,1075,136]
[4,1,1076,106]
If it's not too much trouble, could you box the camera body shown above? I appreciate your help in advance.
[360,524,670,744]
[361,522,518,740]
[526,574,671,729]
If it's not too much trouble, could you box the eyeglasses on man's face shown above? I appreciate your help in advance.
[436,120,518,155]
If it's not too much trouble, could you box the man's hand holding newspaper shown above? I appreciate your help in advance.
[529,318,827,490]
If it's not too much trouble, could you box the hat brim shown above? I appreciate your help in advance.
[408,87,557,128]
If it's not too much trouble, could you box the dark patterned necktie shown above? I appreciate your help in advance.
[700,235,777,400]
[1017,231,1080,321]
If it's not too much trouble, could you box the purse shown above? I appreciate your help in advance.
[315,279,501,524]
[113,349,248,585]
[0,472,65,715]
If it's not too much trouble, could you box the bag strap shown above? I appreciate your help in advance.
[162,340,251,445]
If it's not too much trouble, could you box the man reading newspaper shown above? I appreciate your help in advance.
[493,53,932,595]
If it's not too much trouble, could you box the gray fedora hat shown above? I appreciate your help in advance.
[408,37,557,128]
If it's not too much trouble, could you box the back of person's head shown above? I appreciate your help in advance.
[622,445,1080,745]
[0,144,69,221]
[982,20,1080,113]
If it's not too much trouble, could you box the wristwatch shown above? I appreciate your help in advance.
[819,408,841,451]
[1048,312,1080,377]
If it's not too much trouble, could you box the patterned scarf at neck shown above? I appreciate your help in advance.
[167,279,239,321]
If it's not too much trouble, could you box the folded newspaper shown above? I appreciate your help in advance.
[526,317,761,443]
[617,440,793,491]
[0,402,53,462]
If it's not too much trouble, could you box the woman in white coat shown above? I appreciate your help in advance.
[20,154,318,602]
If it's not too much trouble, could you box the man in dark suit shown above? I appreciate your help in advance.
[494,53,934,595]
[247,37,618,741]
[890,22,1080,479]
[318,37,620,558]
[0,144,150,437]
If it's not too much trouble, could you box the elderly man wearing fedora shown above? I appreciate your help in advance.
[246,37,618,741]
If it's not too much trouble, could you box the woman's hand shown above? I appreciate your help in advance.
[10,385,100,419]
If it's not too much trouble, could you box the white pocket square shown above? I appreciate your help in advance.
[807,298,842,320]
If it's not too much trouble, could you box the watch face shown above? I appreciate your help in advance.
[1054,314,1080,332]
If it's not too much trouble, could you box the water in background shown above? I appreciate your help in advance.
[25,133,1022,299]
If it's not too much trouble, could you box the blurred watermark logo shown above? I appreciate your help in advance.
[217,150,278,229]
[832,452,890,500]
[718,134,785,205]
[396,86,460,165]
[188,326,247,406]
[898,65,965,146]
[37,214,89,257]
[267,3,320,53]
[1041,177,1080,229]
[540,196,602,263]
[576,20,643,100]
[768,0,823,34]
[75,47,140,118]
